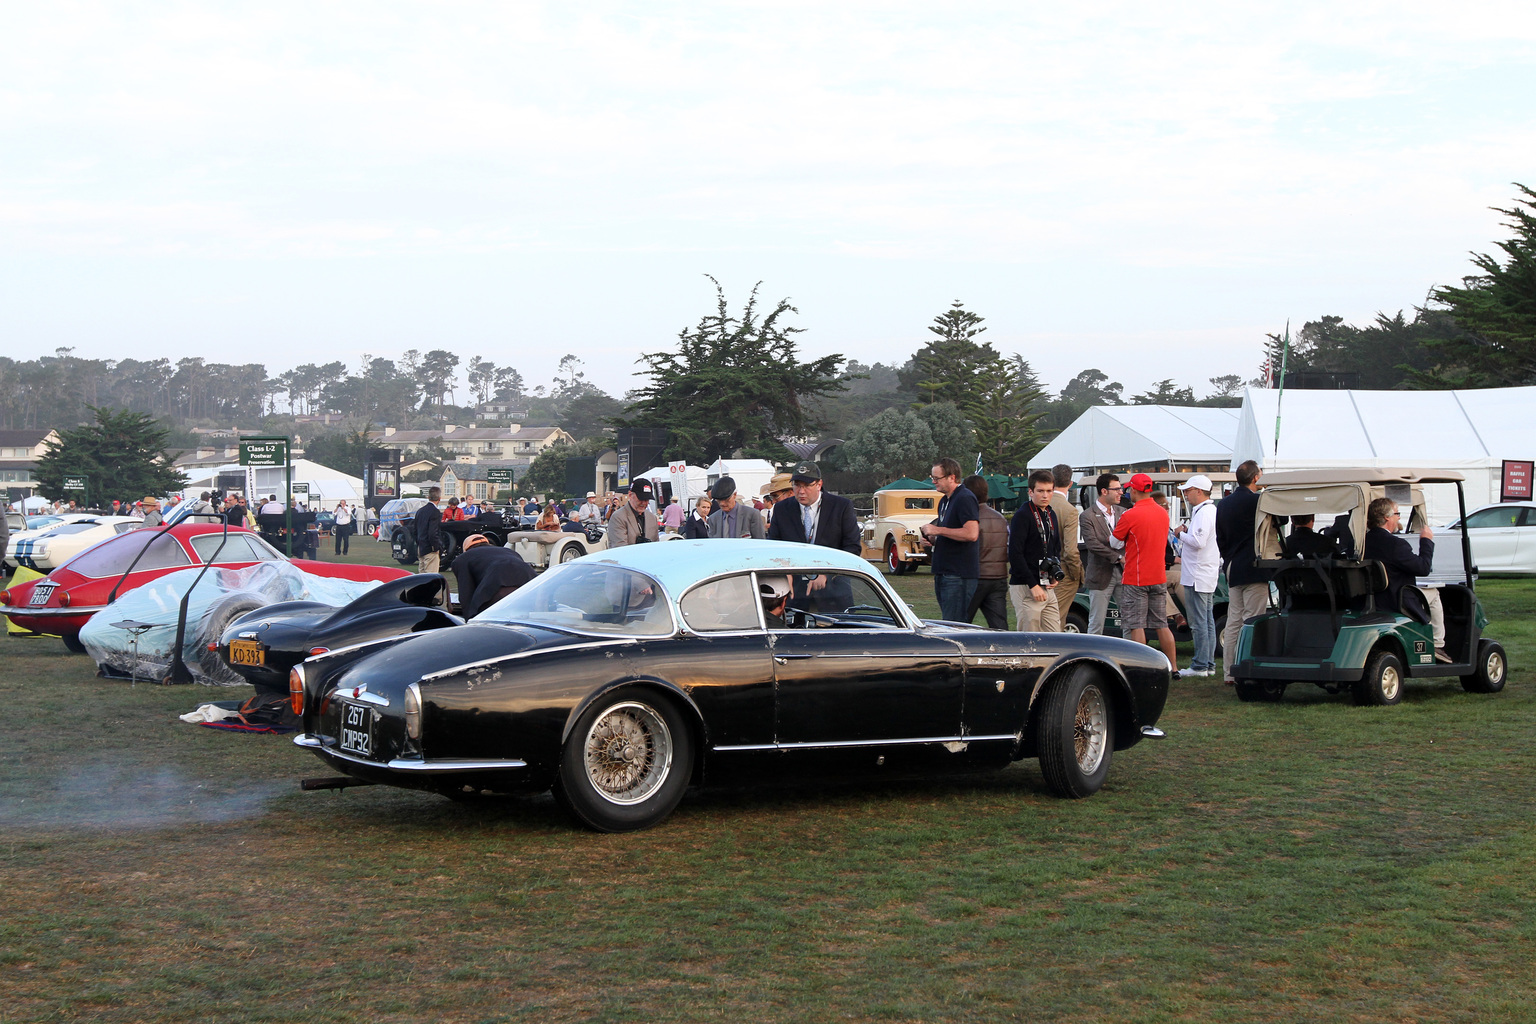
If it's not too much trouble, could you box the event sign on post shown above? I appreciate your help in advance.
[668,460,690,503]
[63,476,89,504]
[1501,460,1534,501]
[240,437,294,555]
[486,467,514,500]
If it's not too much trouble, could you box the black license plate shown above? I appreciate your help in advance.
[29,583,56,607]
[339,702,373,757]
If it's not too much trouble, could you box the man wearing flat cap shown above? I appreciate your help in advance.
[706,476,765,539]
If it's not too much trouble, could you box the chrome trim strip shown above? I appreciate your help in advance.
[773,651,966,658]
[385,757,528,772]
[417,637,636,683]
[333,690,390,708]
[306,632,412,663]
[1,604,105,618]
[714,733,1017,752]
[298,737,527,772]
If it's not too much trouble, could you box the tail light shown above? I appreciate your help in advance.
[207,643,218,652]
[289,665,305,716]
[59,591,71,607]
[0,591,10,605]
[310,647,328,657]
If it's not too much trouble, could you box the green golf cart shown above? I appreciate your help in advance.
[1229,469,1508,705]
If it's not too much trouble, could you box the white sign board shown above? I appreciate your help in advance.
[668,460,690,502]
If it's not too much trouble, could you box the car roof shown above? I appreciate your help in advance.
[1260,468,1466,486]
[588,539,875,590]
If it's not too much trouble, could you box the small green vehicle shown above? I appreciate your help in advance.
[1229,469,1508,705]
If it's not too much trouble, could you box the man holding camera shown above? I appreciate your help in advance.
[1007,469,1063,632]
[1112,473,1178,665]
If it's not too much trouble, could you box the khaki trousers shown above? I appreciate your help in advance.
[1222,583,1271,680]
[418,550,449,609]
[1054,561,1083,625]
[1010,585,1061,632]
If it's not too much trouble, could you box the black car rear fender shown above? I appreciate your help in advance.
[562,675,710,782]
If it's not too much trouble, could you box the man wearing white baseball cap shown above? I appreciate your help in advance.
[1173,474,1219,677]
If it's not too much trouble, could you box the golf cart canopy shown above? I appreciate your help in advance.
[1254,469,1466,562]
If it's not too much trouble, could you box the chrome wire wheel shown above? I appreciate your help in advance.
[1073,684,1109,775]
[581,701,674,806]
[1379,663,1402,702]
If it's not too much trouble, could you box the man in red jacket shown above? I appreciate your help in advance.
[1111,473,1179,669]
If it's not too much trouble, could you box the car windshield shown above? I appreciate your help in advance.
[65,529,193,577]
[22,516,63,531]
[478,563,674,637]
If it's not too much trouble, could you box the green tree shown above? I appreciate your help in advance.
[1417,184,1536,387]
[838,408,935,479]
[34,407,186,501]
[915,401,974,462]
[1131,379,1196,405]
[521,436,611,497]
[967,355,1052,472]
[620,278,846,462]
[900,301,998,405]
[302,429,382,479]
[559,390,624,441]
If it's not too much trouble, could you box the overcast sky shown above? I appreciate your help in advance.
[3,2,1533,403]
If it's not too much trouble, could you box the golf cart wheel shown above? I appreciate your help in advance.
[1233,677,1285,703]
[1353,648,1406,706]
[1461,639,1507,694]
[1213,614,1227,658]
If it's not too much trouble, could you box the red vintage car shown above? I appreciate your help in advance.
[1,522,410,652]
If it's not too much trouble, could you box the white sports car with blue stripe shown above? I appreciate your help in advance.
[6,515,142,571]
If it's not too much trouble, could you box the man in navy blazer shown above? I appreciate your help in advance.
[766,461,861,614]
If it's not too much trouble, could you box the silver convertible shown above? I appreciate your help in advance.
[293,540,1171,831]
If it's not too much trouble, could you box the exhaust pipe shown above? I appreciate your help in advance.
[300,776,378,792]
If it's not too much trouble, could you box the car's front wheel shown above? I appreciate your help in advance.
[1035,668,1113,798]
[559,543,585,564]
[1461,639,1507,694]
[553,690,693,832]
[1353,648,1405,706]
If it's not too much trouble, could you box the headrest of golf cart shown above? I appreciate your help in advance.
[1267,560,1387,601]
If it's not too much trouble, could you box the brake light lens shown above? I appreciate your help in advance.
[289,665,305,716]
[59,591,71,607]
[310,647,328,657]
[0,591,10,605]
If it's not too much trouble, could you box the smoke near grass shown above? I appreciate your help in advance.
[0,758,286,831]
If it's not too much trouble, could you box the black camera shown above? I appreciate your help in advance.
[1038,556,1065,586]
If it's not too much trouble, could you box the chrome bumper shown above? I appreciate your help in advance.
[294,734,527,772]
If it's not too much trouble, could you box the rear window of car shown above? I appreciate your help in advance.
[189,533,272,563]
[480,564,674,636]
[904,497,936,510]
[66,530,193,577]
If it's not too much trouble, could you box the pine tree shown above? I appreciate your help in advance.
[34,407,187,502]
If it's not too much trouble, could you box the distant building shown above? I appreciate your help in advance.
[439,460,531,502]
[476,402,528,422]
[0,429,61,498]
[371,425,574,464]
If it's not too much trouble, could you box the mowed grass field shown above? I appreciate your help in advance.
[2,536,1533,1023]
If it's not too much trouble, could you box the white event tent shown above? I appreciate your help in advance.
[1232,386,1536,521]
[1028,405,1241,473]
[179,458,366,509]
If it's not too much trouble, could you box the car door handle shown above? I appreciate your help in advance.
[774,656,787,664]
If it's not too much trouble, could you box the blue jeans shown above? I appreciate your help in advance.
[934,574,978,623]
[1183,585,1216,671]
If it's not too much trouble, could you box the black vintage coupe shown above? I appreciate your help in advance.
[292,541,1170,831]
[216,574,461,694]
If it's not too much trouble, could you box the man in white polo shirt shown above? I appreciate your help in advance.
[1173,474,1219,677]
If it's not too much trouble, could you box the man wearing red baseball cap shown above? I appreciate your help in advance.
[1111,473,1179,669]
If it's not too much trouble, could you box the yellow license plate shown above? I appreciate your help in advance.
[229,640,265,666]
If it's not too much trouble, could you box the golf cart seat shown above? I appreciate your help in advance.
[1248,560,1390,659]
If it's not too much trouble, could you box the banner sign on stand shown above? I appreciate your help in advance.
[1501,460,1534,501]
[668,461,690,502]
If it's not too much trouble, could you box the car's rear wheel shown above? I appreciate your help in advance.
[1035,668,1113,798]
[553,690,693,832]
[886,539,900,575]
[1461,639,1507,694]
[559,543,585,564]
[1063,607,1088,633]
[61,632,88,655]
[198,596,267,686]
[1233,677,1286,702]
[1353,648,1405,706]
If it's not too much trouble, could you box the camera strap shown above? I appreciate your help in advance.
[1031,504,1054,549]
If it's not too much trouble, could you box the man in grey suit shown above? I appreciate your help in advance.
[1081,473,1126,634]
[706,477,765,539]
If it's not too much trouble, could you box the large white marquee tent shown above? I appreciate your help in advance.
[1028,405,1241,473]
[1233,386,1536,520]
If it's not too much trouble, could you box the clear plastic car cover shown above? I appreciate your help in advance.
[79,561,384,685]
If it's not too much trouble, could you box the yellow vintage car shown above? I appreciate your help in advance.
[860,488,939,574]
